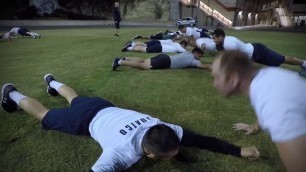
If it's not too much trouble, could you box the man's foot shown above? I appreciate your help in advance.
[115,34,119,37]
[1,83,18,113]
[121,43,132,52]
[299,66,306,76]
[44,74,59,96]
[112,57,121,71]
[133,34,141,40]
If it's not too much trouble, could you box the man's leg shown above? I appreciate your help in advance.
[120,59,151,70]
[283,56,306,76]
[1,83,49,121]
[112,57,151,70]
[284,56,304,66]
[128,46,147,52]
[44,74,78,105]
[114,21,120,37]
[125,57,146,62]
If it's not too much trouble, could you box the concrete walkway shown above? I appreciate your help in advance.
[0,20,305,32]
[0,20,176,31]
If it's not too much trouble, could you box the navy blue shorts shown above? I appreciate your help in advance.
[146,44,162,53]
[18,28,30,36]
[41,96,115,136]
[252,43,285,66]
[145,40,161,47]
[199,31,211,38]
[150,54,171,69]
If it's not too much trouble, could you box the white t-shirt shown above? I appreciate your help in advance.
[162,42,185,53]
[159,39,173,45]
[3,32,11,39]
[223,36,254,58]
[89,107,183,171]
[9,27,20,35]
[185,27,194,37]
[196,38,216,52]
[185,27,202,40]
[3,27,21,38]
[250,67,306,142]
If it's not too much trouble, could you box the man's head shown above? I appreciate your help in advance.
[142,124,180,160]
[178,25,187,33]
[115,2,119,7]
[179,40,188,48]
[212,29,225,45]
[192,47,204,59]
[211,50,254,97]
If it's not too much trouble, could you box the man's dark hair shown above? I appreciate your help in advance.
[178,25,186,30]
[212,29,225,37]
[192,47,204,55]
[179,40,188,47]
[0,35,3,39]
[142,124,180,157]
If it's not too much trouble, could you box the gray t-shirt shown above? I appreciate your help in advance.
[170,51,201,69]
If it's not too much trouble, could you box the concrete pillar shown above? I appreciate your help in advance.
[169,0,180,21]
[233,10,239,26]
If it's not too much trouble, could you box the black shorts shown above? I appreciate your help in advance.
[150,54,171,69]
[252,43,285,66]
[41,96,115,135]
[115,21,120,29]
[150,33,163,40]
[18,28,30,36]
[198,31,211,38]
[145,40,161,46]
[146,44,162,53]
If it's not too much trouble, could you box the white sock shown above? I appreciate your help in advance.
[27,32,35,36]
[118,60,122,65]
[302,61,306,68]
[49,81,64,92]
[9,91,27,105]
[132,42,136,46]
[127,47,133,51]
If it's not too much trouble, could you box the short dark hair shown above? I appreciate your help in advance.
[212,29,225,37]
[218,50,253,81]
[142,124,180,157]
[179,40,187,47]
[192,47,204,55]
[178,25,186,30]
[0,35,3,39]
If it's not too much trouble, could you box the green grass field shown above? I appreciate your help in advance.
[0,27,305,172]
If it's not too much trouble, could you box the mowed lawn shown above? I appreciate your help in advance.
[0,27,305,172]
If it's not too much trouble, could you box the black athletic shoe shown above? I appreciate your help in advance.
[112,57,120,71]
[44,74,59,96]
[121,43,132,52]
[115,34,119,37]
[1,83,18,113]
[133,34,140,40]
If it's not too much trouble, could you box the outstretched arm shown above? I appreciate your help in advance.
[180,129,260,159]
[233,120,261,135]
[196,63,212,71]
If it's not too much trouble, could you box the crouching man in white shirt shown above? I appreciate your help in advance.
[212,50,306,172]
[1,74,260,171]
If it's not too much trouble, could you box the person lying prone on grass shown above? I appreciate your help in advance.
[1,74,260,171]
